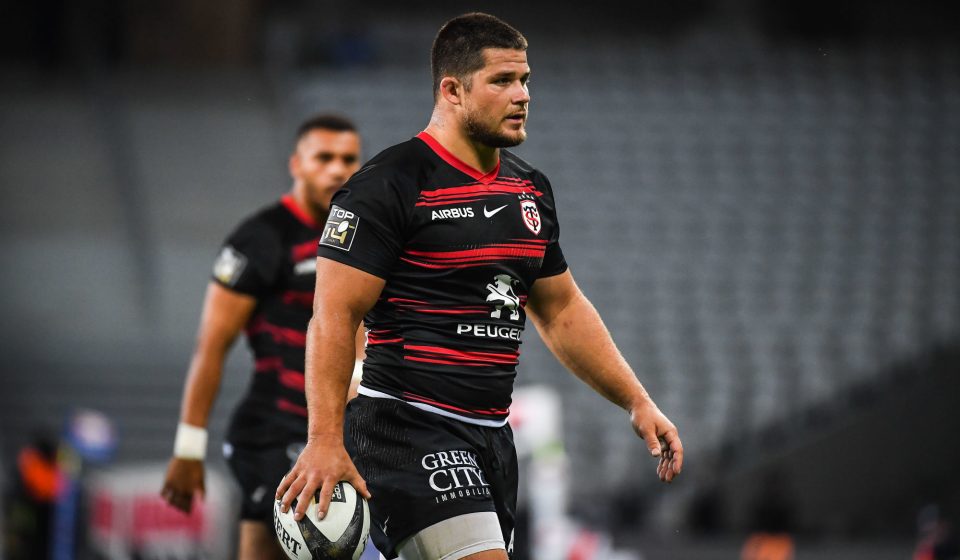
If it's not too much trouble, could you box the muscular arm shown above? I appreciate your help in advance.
[180,279,366,426]
[162,282,256,512]
[278,257,383,519]
[527,270,683,481]
[304,258,382,441]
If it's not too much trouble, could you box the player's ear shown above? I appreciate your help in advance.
[288,152,300,180]
[439,76,463,106]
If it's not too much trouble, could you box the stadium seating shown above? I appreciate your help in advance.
[290,36,959,500]
[1,33,957,514]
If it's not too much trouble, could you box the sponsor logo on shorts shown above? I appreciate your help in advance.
[320,205,359,252]
[213,245,247,286]
[286,442,305,464]
[422,450,492,504]
[251,485,267,504]
[431,207,474,221]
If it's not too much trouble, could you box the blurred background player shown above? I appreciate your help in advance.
[160,114,364,559]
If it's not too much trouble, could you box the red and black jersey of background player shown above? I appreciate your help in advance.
[317,131,567,427]
[212,195,321,446]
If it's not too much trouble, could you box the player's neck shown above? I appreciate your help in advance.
[288,185,324,226]
[423,123,499,175]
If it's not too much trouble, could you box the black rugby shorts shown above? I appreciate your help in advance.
[224,441,304,523]
[344,395,518,558]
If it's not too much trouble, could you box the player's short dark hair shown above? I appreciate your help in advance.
[295,114,357,141]
[431,13,528,101]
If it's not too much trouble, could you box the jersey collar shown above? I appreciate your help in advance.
[416,131,501,184]
[281,194,320,229]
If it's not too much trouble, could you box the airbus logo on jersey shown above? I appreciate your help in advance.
[431,207,474,221]
[430,204,512,220]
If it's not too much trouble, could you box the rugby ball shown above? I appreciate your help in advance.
[273,481,370,560]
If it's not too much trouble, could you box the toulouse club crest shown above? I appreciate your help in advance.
[520,200,541,235]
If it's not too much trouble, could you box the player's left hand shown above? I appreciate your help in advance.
[629,400,683,483]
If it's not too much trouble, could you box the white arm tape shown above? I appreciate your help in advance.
[352,360,364,383]
[173,422,208,460]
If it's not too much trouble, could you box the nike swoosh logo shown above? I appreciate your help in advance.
[484,204,508,218]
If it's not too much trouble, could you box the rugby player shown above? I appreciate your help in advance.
[278,15,683,560]
[161,115,363,559]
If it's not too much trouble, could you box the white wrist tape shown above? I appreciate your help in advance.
[352,359,364,383]
[173,422,208,460]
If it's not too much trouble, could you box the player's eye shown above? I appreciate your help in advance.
[343,156,358,165]
[317,153,334,163]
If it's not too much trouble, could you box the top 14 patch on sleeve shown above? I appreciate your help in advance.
[320,205,360,252]
[213,245,247,286]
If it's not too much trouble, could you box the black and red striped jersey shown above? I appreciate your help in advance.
[317,132,567,427]
[212,195,321,446]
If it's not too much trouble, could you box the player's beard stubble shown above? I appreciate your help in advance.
[464,107,527,149]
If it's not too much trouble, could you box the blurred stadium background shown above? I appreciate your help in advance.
[1,0,958,558]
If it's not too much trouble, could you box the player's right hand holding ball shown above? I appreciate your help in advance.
[276,439,372,521]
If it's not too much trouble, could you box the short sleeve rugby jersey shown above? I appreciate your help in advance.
[213,195,323,445]
[317,132,567,426]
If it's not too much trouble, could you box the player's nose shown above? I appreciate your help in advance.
[513,83,530,104]
[326,159,348,181]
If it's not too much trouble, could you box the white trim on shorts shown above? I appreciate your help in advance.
[357,386,509,428]
[396,512,505,560]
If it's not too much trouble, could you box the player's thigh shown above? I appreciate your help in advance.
[461,551,509,560]
[237,520,286,560]
[396,511,506,560]
[347,398,516,556]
